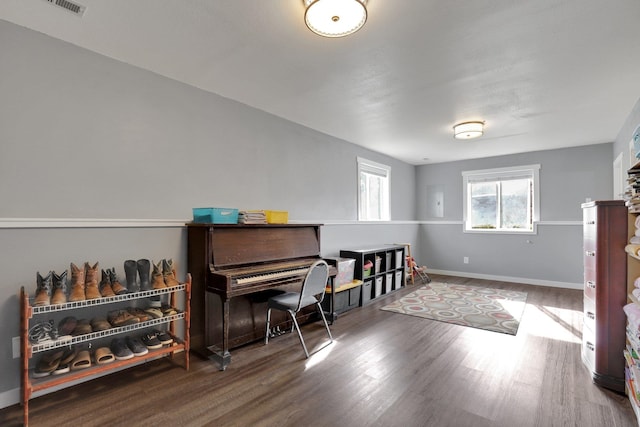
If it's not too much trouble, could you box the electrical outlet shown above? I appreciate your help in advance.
[463,257,469,264]
[12,336,20,359]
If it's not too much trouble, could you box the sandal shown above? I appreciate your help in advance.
[95,347,115,365]
[71,350,92,370]
[33,348,64,378]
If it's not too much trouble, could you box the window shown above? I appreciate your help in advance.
[462,164,540,233]
[358,157,390,221]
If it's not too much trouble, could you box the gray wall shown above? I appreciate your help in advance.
[1,16,637,409]
[415,144,614,285]
[0,20,418,405]
[613,97,640,170]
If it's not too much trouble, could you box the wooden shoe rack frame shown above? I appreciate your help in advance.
[19,274,192,426]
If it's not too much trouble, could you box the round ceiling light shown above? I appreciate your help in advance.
[453,121,484,140]
[304,0,368,38]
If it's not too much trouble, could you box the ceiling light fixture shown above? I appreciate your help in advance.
[304,0,368,38]
[453,121,484,140]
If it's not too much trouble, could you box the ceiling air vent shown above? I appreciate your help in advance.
[43,0,86,17]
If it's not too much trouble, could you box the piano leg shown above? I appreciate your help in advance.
[208,297,232,371]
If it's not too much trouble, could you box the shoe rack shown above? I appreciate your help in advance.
[19,274,192,427]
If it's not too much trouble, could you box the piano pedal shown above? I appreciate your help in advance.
[269,326,287,338]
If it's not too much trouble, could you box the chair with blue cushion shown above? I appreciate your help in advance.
[264,259,333,358]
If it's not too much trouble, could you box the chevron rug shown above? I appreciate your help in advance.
[380,282,527,335]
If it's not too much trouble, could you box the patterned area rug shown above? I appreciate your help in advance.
[380,282,528,335]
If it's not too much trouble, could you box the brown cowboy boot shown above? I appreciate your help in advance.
[69,263,86,302]
[108,268,128,295]
[162,259,180,287]
[84,262,101,300]
[34,272,53,306]
[151,261,166,289]
[99,269,116,297]
[51,271,68,305]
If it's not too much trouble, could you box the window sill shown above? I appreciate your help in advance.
[463,222,538,235]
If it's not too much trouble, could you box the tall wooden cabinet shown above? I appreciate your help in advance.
[581,200,628,392]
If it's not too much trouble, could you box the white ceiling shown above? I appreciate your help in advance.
[2,0,640,165]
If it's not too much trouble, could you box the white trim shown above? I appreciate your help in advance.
[0,218,583,229]
[0,388,19,411]
[0,218,187,229]
[426,268,582,290]
[462,164,541,234]
[357,157,391,221]
[614,151,624,199]
[291,220,420,226]
[420,220,581,226]
[461,164,541,177]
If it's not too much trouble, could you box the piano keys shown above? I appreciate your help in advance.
[187,223,325,370]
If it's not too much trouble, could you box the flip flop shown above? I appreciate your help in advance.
[70,350,92,370]
[95,347,115,365]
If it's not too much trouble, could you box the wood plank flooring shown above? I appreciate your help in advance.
[1,274,637,427]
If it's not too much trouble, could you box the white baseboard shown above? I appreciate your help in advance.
[0,387,20,410]
[425,269,582,290]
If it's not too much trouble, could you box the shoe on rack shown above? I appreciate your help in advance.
[109,267,128,295]
[127,307,150,322]
[99,269,116,298]
[110,338,134,360]
[126,336,149,356]
[71,350,92,370]
[107,310,140,327]
[140,332,162,350]
[72,319,92,336]
[84,261,101,300]
[34,272,52,306]
[58,316,77,336]
[137,259,152,291]
[32,348,64,378]
[69,263,86,302]
[148,296,162,308]
[52,346,77,375]
[124,260,139,293]
[151,260,166,290]
[59,346,77,365]
[51,270,68,305]
[95,347,115,365]
[161,304,178,317]
[162,259,180,288]
[28,320,59,344]
[144,307,163,319]
[154,329,173,346]
[90,317,112,332]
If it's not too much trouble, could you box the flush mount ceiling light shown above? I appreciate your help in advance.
[453,121,484,140]
[304,0,368,38]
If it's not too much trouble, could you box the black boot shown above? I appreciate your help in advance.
[51,271,68,305]
[124,260,139,292]
[137,259,151,291]
[35,272,52,306]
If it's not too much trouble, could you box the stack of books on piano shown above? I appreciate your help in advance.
[238,210,267,224]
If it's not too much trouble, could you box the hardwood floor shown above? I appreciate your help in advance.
[2,274,637,427]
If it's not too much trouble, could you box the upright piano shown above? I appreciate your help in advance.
[187,223,325,370]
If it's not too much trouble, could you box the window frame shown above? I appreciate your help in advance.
[357,157,391,221]
[462,164,540,234]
